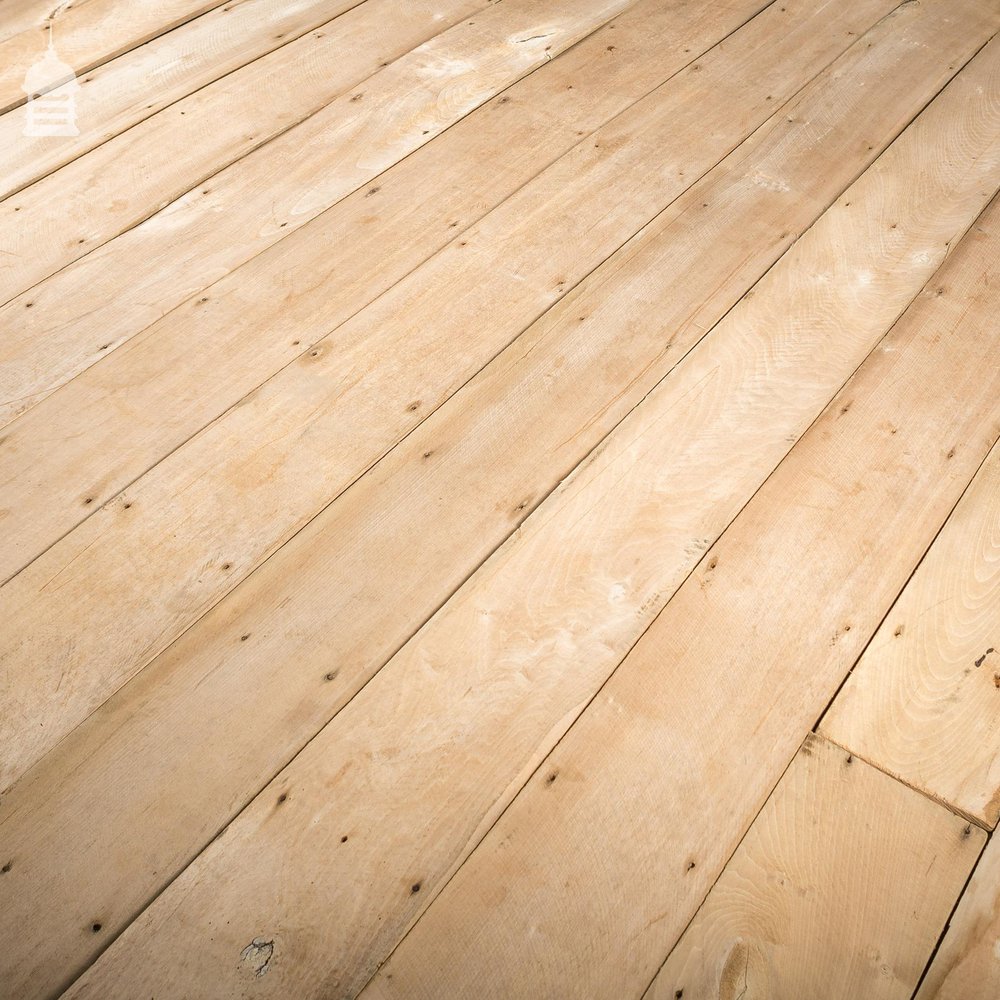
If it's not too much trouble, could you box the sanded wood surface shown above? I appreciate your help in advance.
[0,0,773,430]
[2,0,999,996]
[0,0,365,200]
[360,201,1000,998]
[822,439,1000,827]
[3,0,930,791]
[916,826,1000,998]
[646,734,983,1000]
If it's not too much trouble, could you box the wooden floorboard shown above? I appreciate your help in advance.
[357,197,1000,998]
[647,733,983,1000]
[822,439,1000,829]
[0,0,915,788]
[0,0,367,201]
[1,0,999,996]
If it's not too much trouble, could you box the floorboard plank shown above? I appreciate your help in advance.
[646,734,983,1000]
[0,0,769,429]
[28,39,1000,1000]
[914,828,1000,998]
[0,0,965,795]
[0,0,628,306]
[358,199,1000,1000]
[821,441,1000,829]
[0,0,228,116]
[0,0,366,200]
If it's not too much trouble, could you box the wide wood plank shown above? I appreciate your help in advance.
[43,42,1000,1000]
[358,201,1000,1000]
[0,0,959,792]
[0,0,225,115]
[646,734,982,1000]
[0,0,768,430]
[821,441,1000,827]
[0,0,627,305]
[0,0,365,200]
[915,827,1000,998]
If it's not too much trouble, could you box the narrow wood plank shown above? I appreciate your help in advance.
[0,0,628,306]
[0,0,226,116]
[0,0,366,201]
[0,0,957,791]
[646,734,983,1000]
[41,42,1000,1000]
[915,827,1000,998]
[0,0,489,303]
[358,203,1000,1000]
[821,441,1000,827]
[0,0,768,430]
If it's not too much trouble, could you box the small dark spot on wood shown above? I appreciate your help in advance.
[606,44,615,51]
[366,186,380,197]
[241,633,251,642]
[686,861,696,872]
[99,343,110,351]
[341,835,348,843]
[894,625,903,637]
[407,401,421,412]
[324,671,337,682]
[846,754,854,765]
[277,793,288,805]
[962,824,973,838]
[410,882,421,894]
[546,771,558,785]
[350,93,363,102]
[222,562,232,571]
[24,302,32,309]
[675,991,683,999]
[422,450,433,459]
[946,447,956,460]
[84,497,93,505]
[123,502,132,510]
[91,922,102,933]
[1,861,11,873]
[707,556,718,571]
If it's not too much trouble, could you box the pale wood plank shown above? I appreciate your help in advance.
[915,827,1000,999]
[0,0,954,792]
[0,0,767,430]
[0,0,628,305]
[358,201,1000,1000]
[645,734,983,1000]
[41,37,1000,1000]
[0,0,365,200]
[821,441,1000,827]
[0,0,227,116]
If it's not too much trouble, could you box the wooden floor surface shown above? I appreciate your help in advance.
[1,0,999,996]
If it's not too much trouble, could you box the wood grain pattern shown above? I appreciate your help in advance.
[3,7,969,994]
[0,0,767,427]
[0,0,225,115]
[915,826,1000,999]
[359,201,1000,1000]
[821,441,1000,827]
[0,0,627,306]
[0,0,925,790]
[0,0,364,201]
[47,44,1000,1000]
[646,734,983,1000]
